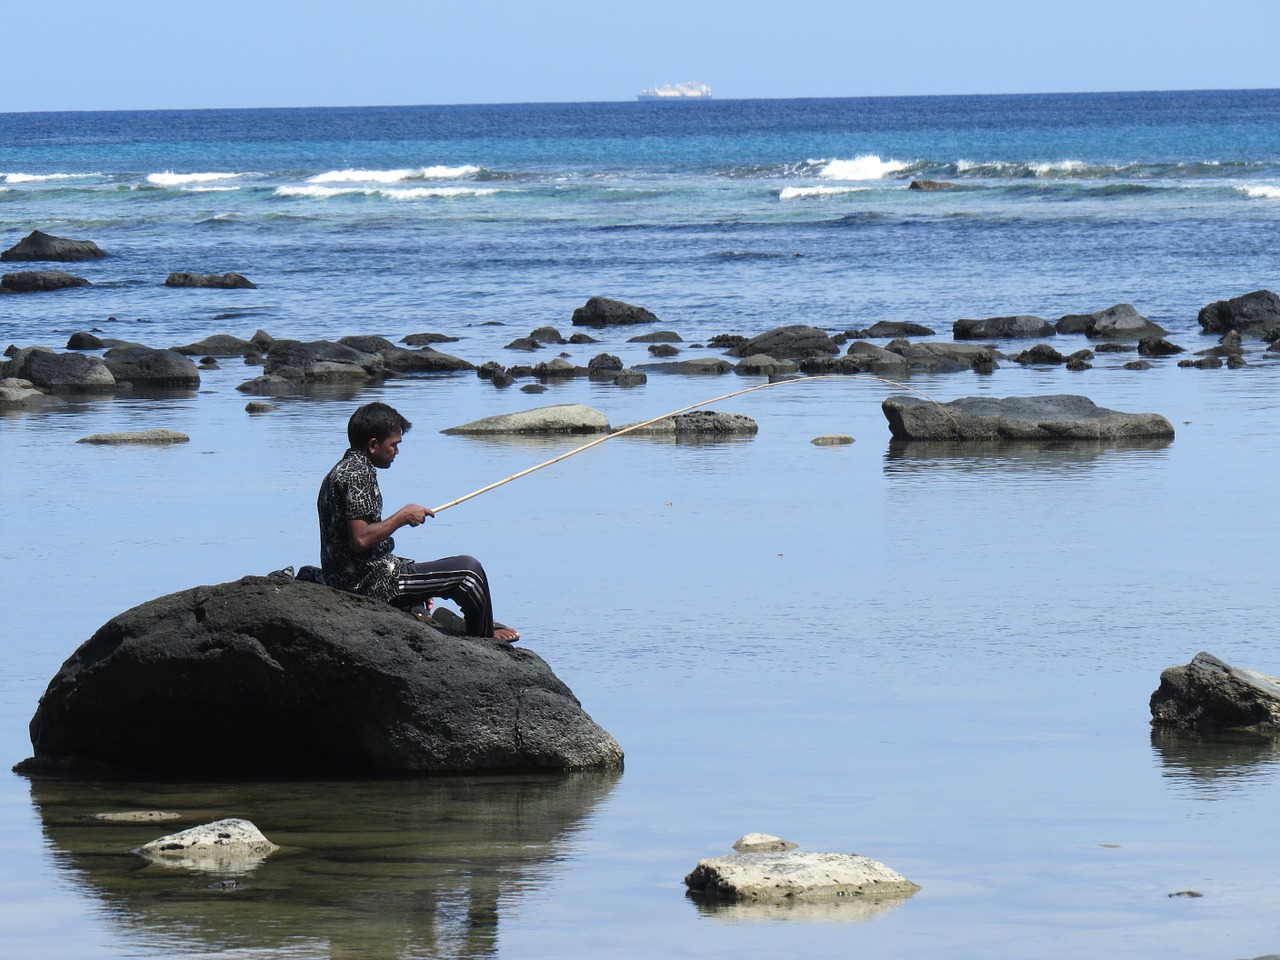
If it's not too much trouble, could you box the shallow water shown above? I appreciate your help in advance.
[6,352,1280,959]
[5,91,1280,958]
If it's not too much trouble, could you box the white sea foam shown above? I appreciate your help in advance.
[276,185,497,200]
[183,186,240,193]
[818,155,910,181]
[779,185,870,201]
[2,172,101,184]
[148,171,244,187]
[309,165,482,184]
[1241,184,1280,199]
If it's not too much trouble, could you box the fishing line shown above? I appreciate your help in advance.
[430,373,951,515]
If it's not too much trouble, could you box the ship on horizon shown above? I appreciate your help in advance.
[637,81,712,100]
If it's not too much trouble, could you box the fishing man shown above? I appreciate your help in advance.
[317,401,520,642]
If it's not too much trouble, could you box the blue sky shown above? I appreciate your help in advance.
[7,0,1278,112]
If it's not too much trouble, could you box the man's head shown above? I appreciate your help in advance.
[347,402,412,468]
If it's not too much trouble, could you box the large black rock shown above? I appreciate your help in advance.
[1150,652,1280,732]
[18,576,623,777]
[1,229,107,262]
[1196,290,1280,336]
[882,394,1175,441]
[570,296,658,327]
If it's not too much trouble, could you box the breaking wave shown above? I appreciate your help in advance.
[1240,184,1280,199]
[275,185,498,200]
[1,172,102,184]
[308,165,484,184]
[818,155,913,181]
[147,171,246,187]
[779,185,872,201]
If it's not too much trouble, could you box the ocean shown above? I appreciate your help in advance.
[3,89,1280,959]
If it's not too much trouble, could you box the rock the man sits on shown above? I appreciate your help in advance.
[318,401,519,641]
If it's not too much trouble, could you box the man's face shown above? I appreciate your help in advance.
[366,431,402,469]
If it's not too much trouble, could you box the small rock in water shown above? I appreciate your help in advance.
[1168,890,1204,898]
[733,832,798,852]
[811,434,855,446]
[135,817,279,874]
[77,429,190,445]
[685,849,919,902]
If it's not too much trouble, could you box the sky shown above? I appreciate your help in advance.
[5,0,1278,112]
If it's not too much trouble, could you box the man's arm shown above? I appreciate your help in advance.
[348,503,434,552]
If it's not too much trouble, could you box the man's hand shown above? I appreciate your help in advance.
[400,504,435,528]
[348,504,435,552]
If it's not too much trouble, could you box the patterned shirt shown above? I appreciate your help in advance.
[317,448,406,601]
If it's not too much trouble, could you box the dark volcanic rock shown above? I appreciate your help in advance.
[628,330,684,343]
[953,315,1054,340]
[2,270,92,293]
[1197,290,1280,336]
[102,346,201,387]
[570,296,658,327]
[17,576,623,777]
[882,394,1175,441]
[172,334,259,357]
[728,325,838,360]
[1017,343,1067,365]
[1151,652,1280,732]
[620,410,758,437]
[339,336,474,374]
[1138,337,1184,357]
[402,332,460,346]
[264,339,384,383]
[907,179,957,191]
[1057,303,1168,340]
[845,321,936,339]
[2,229,107,262]
[165,272,257,289]
[1,347,115,391]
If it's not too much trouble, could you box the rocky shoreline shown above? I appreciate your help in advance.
[4,228,1276,411]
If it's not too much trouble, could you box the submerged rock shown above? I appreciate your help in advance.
[77,429,190,445]
[1,229,107,262]
[171,334,259,357]
[1150,652,1280,732]
[882,394,1175,441]
[17,576,622,777]
[165,271,257,289]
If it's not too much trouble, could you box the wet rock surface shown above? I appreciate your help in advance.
[1151,652,1280,732]
[882,393,1175,441]
[18,576,623,777]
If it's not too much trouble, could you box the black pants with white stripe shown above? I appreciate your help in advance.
[393,554,495,639]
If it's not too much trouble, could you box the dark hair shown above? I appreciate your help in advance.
[347,402,412,450]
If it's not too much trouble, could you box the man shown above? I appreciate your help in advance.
[318,401,520,642]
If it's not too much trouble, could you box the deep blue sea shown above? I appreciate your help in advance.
[3,91,1280,960]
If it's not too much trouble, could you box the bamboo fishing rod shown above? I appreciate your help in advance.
[429,373,950,515]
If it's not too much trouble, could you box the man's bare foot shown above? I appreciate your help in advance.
[494,626,520,642]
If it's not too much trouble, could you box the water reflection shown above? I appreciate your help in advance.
[686,890,914,924]
[26,770,619,959]
[883,437,1172,478]
[1150,727,1280,796]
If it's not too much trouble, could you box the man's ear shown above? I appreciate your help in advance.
[364,437,379,455]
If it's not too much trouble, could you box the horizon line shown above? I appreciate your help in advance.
[3,86,1278,117]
